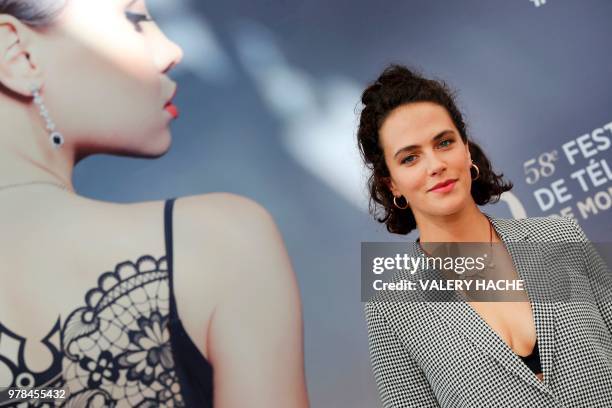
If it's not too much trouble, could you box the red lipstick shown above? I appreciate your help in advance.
[164,85,179,119]
[165,102,179,119]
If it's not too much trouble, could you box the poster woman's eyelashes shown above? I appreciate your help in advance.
[125,11,154,31]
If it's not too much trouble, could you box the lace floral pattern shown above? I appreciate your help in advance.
[0,255,185,407]
[116,311,174,385]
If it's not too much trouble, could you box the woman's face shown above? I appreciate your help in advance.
[33,0,183,158]
[380,102,474,222]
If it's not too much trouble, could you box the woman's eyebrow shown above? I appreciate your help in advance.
[393,130,453,158]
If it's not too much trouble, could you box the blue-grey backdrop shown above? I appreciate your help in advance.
[74,1,611,406]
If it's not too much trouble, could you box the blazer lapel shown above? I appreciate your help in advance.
[488,216,558,391]
[420,215,557,394]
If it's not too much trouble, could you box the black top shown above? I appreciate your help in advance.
[165,198,215,406]
[518,339,542,375]
[0,198,213,407]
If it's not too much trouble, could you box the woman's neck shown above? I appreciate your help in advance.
[415,203,490,243]
[0,103,75,189]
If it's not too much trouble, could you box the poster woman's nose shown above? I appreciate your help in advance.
[157,31,184,74]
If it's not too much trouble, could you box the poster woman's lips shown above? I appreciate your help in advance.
[165,102,179,119]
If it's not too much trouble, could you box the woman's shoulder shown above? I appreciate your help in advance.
[164,192,294,293]
[120,193,297,359]
[47,192,283,282]
[490,214,585,242]
[169,193,283,260]
[172,192,275,233]
[105,192,288,281]
[80,192,276,245]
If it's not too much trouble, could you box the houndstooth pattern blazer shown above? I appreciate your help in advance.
[365,215,612,408]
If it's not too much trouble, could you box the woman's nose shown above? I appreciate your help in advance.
[165,40,184,72]
[154,30,184,74]
[427,153,447,177]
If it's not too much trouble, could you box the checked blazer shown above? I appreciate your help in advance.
[365,215,612,408]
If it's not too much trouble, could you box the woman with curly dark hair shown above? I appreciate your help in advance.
[360,64,612,407]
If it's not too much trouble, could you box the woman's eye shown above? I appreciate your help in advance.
[125,11,154,30]
[401,155,417,165]
[439,139,453,148]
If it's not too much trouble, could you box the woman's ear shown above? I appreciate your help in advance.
[0,15,44,97]
[384,176,401,197]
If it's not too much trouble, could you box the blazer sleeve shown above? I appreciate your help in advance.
[566,217,612,335]
[365,302,441,408]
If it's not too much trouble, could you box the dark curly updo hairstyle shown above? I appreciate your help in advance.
[357,64,513,234]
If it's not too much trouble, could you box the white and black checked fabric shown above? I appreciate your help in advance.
[365,215,612,408]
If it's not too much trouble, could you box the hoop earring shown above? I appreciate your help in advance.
[393,195,409,210]
[32,87,64,149]
[471,162,480,181]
